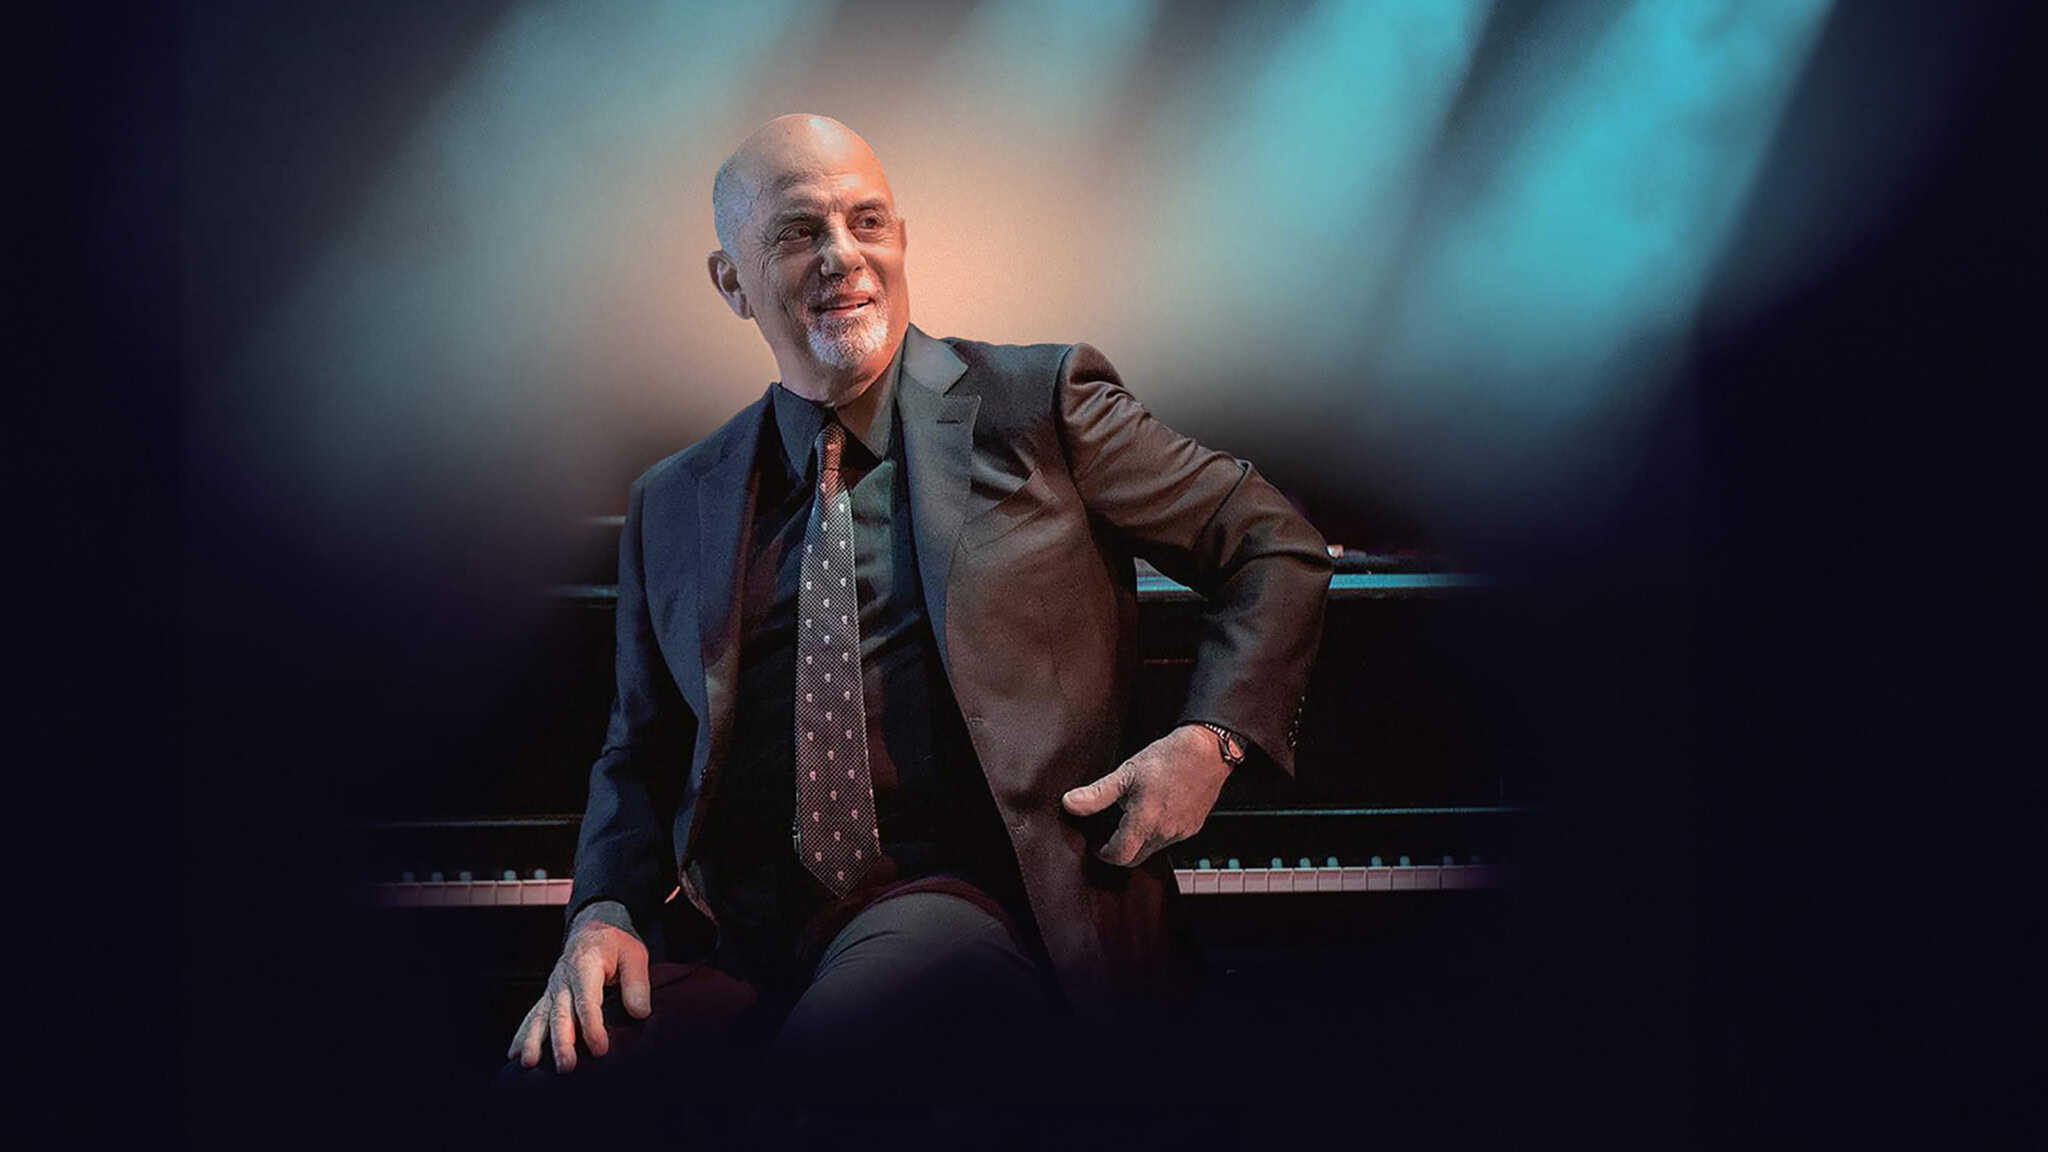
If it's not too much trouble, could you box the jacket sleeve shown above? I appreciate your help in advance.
[565,474,693,936]
[1054,343,1332,775]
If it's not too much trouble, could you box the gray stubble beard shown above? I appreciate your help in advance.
[806,297,891,371]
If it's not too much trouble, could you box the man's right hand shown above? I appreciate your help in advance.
[507,900,653,1072]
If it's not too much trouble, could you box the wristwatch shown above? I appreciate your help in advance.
[1197,722,1247,770]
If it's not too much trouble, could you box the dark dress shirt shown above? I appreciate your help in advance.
[691,346,1030,991]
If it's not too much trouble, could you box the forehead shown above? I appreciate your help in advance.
[754,165,893,218]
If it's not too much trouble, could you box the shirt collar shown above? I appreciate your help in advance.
[770,339,902,479]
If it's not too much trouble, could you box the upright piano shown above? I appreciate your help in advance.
[358,517,1543,1073]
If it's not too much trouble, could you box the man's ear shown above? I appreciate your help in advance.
[707,251,751,319]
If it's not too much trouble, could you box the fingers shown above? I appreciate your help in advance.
[551,983,579,1072]
[516,925,649,1073]
[1098,814,1152,868]
[1068,760,1159,866]
[617,941,653,1019]
[511,999,544,1066]
[572,956,611,1058]
[1061,763,1129,816]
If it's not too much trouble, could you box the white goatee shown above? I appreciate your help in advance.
[807,298,889,370]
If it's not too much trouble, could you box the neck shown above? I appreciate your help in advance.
[781,362,883,409]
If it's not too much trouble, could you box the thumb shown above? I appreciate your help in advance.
[1062,764,1128,816]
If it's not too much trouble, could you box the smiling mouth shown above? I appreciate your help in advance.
[815,299,870,315]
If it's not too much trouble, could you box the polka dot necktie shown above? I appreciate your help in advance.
[794,420,879,897]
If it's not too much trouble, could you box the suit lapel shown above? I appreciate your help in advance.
[896,326,975,676]
[694,392,768,772]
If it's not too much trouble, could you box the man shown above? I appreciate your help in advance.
[503,114,1329,1108]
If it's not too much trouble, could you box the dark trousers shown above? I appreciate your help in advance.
[489,890,1064,1149]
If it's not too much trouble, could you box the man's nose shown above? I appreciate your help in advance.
[817,220,863,277]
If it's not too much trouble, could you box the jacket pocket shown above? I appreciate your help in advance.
[963,466,1059,550]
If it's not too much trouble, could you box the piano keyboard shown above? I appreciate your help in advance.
[372,873,572,908]
[1178,856,1503,894]
[548,570,1486,605]
[365,857,1504,908]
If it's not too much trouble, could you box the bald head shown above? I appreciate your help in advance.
[713,114,891,255]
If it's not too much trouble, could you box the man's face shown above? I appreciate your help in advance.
[729,141,908,395]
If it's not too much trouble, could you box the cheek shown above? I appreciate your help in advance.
[752,257,800,300]
[862,244,901,275]
[759,275,807,321]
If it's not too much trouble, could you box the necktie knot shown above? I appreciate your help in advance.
[816,421,846,476]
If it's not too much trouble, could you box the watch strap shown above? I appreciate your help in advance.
[1198,722,1246,769]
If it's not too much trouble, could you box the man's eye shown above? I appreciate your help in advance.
[856,214,886,232]
[779,225,814,243]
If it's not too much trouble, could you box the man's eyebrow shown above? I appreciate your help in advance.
[766,197,892,225]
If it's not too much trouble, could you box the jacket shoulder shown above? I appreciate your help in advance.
[935,335,1089,435]
[938,335,1075,382]
[631,391,769,500]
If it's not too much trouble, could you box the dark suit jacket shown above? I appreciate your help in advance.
[568,324,1331,1015]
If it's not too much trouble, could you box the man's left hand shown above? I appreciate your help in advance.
[1060,724,1234,867]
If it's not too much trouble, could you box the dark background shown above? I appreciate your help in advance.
[14,1,2040,1145]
